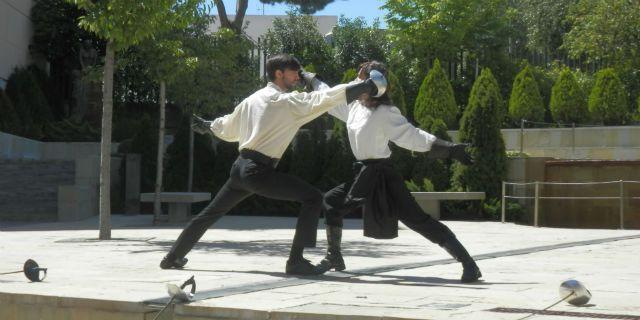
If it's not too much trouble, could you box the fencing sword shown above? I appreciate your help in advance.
[152,275,196,320]
[0,259,47,282]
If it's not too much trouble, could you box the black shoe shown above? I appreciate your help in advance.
[321,251,346,271]
[461,261,482,283]
[285,258,329,275]
[160,254,188,269]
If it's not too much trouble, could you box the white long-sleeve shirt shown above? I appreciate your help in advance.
[322,81,437,160]
[210,82,347,159]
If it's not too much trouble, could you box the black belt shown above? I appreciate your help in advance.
[240,149,280,168]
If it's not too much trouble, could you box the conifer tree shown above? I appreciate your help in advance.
[453,68,506,200]
[550,68,587,123]
[413,59,457,128]
[509,64,545,123]
[588,68,628,125]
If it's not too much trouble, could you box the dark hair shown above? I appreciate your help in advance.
[359,61,392,108]
[266,54,301,81]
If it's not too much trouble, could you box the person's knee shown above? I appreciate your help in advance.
[301,189,323,206]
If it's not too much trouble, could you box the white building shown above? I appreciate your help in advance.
[208,14,337,42]
[0,0,33,88]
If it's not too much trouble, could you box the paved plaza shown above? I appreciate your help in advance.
[1,215,639,319]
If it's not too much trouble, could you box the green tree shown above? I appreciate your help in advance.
[341,68,357,83]
[453,68,506,201]
[413,59,457,128]
[131,34,198,222]
[384,0,510,63]
[564,0,640,110]
[509,64,545,123]
[263,11,337,83]
[550,68,587,123]
[387,69,407,115]
[514,0,574,56]
[69,0,202,239]
[4,67,53,138]
[331,16,388,72]
[564,0,640,69]
[588,68,628,125]
[384,0,512,122]
[212,0,336,34]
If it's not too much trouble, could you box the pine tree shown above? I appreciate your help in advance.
[453,68,506,200]
[413,59,457,128]
[550,68,588,123]
[588,68,628,125]
[509,64,545,124]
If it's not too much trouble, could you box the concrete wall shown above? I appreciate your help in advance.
[0,0,33,87]
[449,126,640,160]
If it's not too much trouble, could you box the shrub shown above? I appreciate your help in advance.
[550,68,588,123]
[588,68,628,125]
[410,116,451,191]
[0,90,21,134]
[413,59,457,128]
[509,64,545,124]
[341,68,357,83]
[453,68,507,201]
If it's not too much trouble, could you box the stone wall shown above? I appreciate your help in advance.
[0,159,74,221]
[0,131,136,221]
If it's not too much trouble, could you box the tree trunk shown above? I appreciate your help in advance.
[153,80,167,224]
[213,0,248,34]
[99,40,115,240]
[188,116,194,192]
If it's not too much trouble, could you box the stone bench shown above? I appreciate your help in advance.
[140,192,211,222]
[411,192,486,220]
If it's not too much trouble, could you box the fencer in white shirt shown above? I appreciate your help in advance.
[318,61,482,283]
[160,54,386,276]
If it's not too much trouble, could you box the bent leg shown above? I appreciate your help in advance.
[169,179,252,259]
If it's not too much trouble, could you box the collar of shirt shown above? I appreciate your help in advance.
[267,82,285,93]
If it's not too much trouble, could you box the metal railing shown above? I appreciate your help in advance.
[501,180,640,229]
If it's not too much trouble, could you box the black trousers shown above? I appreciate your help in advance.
[169,149,323,259]
[323,164,454,245]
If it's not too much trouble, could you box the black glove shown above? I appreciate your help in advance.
[298,69,321,90]
[427,139,474,165]
[191,114,212,135]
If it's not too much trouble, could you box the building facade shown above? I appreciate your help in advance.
[0,0,33,88]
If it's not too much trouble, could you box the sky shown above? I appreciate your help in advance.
[220,0,389,28]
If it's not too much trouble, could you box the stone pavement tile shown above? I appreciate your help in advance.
[3,216,640,320]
